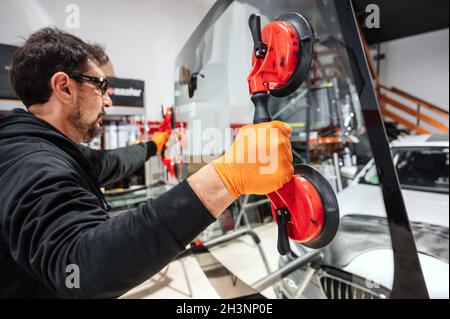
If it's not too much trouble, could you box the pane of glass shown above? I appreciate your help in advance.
[174,0,448,299]
[174,0,392,299]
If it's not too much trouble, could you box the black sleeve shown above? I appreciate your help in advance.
[2,151,215,298]
[80,142,157,186]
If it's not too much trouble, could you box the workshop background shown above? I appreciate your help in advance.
[0,0,448,299]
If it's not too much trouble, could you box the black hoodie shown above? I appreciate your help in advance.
[0,108,215,298]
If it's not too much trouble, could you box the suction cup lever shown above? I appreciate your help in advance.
[249,14,267,59]
[276,208,291,255]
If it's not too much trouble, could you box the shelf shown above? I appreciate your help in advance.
[0,99,145,116]
[0,99,25,111]
[105,106,145,116]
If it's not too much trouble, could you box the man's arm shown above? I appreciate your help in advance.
[81,131,169,186]
[2,121,292,298]
[80,142,155,186]
[3,151,215,298]
[188,164,235,218]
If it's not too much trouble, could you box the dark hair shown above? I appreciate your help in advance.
[10,27,109,107]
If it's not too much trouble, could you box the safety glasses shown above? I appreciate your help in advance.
[69,72,109,95]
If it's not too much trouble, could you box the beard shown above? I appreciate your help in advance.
[69,97,105,143]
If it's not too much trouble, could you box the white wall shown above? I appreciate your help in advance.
[379,28,449,110]
[0,0,216,119]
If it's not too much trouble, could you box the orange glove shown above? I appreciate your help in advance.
[212,121,294,199]
[151,131,170,155]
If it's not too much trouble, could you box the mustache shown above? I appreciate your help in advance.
[97,109,106,119]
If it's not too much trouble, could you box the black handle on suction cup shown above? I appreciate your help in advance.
[251,89,292,256]
[251,92,272,124]
[249,14,267,58]
[249,13,291,256]
[276,209,291,255]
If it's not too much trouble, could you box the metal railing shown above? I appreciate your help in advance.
[358,23,449,135]
[378,84,449,134]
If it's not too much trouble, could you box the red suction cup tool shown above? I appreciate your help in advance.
[246,13,339,255]
[158,106,183,179]
[247,13,314,99]
[268,165,339,251]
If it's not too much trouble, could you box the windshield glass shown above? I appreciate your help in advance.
[361,147,449,194]
[173,0,396,299]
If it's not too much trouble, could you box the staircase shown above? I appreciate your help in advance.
[359,25,449,136]
[378,85,449,135]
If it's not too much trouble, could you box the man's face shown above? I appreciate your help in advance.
[69,60,112,143]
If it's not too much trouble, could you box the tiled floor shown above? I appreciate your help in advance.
[119,222,280,299]
[120,255,221,299]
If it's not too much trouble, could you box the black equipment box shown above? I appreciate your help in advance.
[106,77,144,107]
[0,44,18,99]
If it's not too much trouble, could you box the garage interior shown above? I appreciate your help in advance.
[0,0,448,300]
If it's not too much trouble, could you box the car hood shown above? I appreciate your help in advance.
[337,184,449,228]
[342,249,449,298]
[290,176,449,298]
[292,214,449,297]
[317,214,449,268]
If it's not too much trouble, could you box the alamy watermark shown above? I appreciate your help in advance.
[365,278,381,289]
[65,4,80,29]
[165,120,284,174]
[365,4,380,29]
[65,264,80,289]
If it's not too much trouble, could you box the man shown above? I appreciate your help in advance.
[0,28,293,298]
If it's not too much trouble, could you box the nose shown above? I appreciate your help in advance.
[103,92,113,108]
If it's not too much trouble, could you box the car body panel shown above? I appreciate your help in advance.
[343,249,449,299]
[337,184,449,228]
[285,136,449,298]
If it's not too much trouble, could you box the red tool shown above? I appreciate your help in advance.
[157,106,183,179]
[247,13,339,255]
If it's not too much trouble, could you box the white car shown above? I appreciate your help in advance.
[278,134,449,299]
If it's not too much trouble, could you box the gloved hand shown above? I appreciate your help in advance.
[151,131,170,155]
[212,121,294,199]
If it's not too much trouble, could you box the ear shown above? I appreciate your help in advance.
[50,72,75,104]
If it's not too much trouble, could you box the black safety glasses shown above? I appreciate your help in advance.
[69,72,109,95]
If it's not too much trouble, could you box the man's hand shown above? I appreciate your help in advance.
[151,131,170,155]
[212,121,294,198]
[188,121,294,218]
